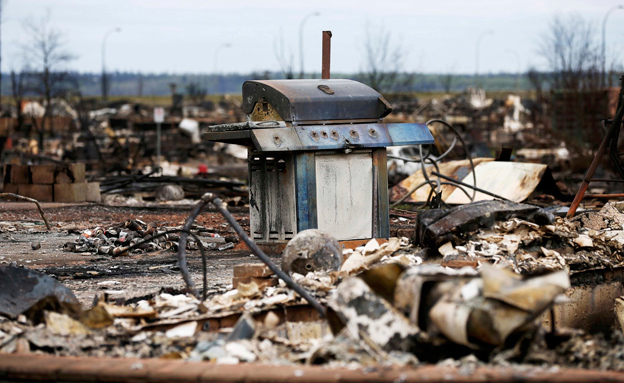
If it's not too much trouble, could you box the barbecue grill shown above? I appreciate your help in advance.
[205,79,434,244]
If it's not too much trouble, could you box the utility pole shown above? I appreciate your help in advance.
[101,27,121,103]
[602,6,623,88]
[475,30,494,88]
[299,12,320,79]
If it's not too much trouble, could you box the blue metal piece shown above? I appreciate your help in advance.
[250,123,434,152]
[295,152,318,231]
[387,123,435,146]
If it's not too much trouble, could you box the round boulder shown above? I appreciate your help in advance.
[282,229,342,275]
[155,184,185,201]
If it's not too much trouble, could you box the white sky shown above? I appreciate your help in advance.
[4,0,623,75]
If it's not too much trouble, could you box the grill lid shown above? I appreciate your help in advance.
[242,79,392,123]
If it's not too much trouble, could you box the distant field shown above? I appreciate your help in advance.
[1,90,538,109]
[1,71,535,99]
[105,94,244,106]
[99,90,539,106]
[389,90,537,102]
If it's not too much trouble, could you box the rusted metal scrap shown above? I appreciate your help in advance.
[415,200,555,249]
[426,264,569,348]
[329,263,569,354]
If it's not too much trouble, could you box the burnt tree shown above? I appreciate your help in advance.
[21,11,76,149]
[358,23,414,93]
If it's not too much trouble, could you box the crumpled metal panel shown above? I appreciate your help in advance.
[445,161,548,204]
[429,264,570,348]
[328,276,421,352]
[0,266,80,320]
[242,79,392,122]
[351,263,568,350]
[390,160,555,205]
[415,200,556,249]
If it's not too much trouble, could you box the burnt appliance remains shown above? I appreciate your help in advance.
[205,79,434,244]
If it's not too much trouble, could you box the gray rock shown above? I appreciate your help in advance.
[155,185,184,201]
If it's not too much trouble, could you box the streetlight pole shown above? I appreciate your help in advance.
[214,43,232,94]
[505,49,521,91]
[602,5,623,88]
[475,30,493,88]
[214,43,232,74]
[101,27,121,103]
[299,12,320,79]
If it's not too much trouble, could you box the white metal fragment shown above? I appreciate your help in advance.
[573,234,593,248]
[225,341,257,362]
[165,321,197,338]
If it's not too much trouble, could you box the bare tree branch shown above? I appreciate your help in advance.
[273,29,295,79]
[539,14,601,91]
[439,62,458,93]
[10,67,26,133]
[537,13,609,151]
[358,22,413,93]
[186,81,207,104]
[20,10,76,149]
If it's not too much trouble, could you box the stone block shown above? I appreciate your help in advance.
[54,183,86,203]
[10,165,29,184]
[86,182,101,203]
[55,163,86,184]
[17,184,53,202]
[30,165,56,184]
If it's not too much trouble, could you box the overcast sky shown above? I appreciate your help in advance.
[4,0,623,75]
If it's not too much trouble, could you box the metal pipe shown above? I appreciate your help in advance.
[176,195,214,297]
[567,77,624,218]
[124,228,208,300]
[178,193,327,317]
[430,171,511,202]
[585,193,624,199]
[427,119,477,202]
[322,31,332,79]
[588,178,624,183]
